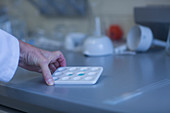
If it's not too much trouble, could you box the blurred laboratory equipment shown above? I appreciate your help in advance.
[135,5,170,41]
[83,17,114,56]
[11,18,27,41]
[0,6,12,33]
[114,44,136,55]
[166,27,170,56]
[127,25,166,52]
[29,0,88,17]
[0,5,27,41]
[64,32,86,52]
[51,25,67,44]
[27,29,62,50]
[107,24,123,41]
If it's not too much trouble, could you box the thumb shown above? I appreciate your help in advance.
[40,63,54,85]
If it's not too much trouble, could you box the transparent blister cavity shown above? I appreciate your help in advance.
[52,66,103,84]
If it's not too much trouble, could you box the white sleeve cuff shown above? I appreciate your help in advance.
[0,29,20,82]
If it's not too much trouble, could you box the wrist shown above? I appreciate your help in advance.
[19,40,26,61]
[19,40,31,65]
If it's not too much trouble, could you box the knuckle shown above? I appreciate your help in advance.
[40,58,49,65]
[54,51,62,56]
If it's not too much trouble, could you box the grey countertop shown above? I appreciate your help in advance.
[0,48,170,113]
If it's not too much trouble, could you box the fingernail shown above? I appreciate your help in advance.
[47,79,54,86]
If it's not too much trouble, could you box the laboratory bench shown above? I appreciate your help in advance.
[0,48,170,113]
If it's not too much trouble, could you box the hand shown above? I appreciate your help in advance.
[18,40,66,85]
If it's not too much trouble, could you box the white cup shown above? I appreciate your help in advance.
[127,25,166,52]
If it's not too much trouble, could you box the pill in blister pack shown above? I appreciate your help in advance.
[52,67,103,84]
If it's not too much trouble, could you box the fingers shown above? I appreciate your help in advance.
[49,64,57,73]
[56,51,66,67]
[40,62,54,86]
[39,51,66,86]
[54,62,60,69]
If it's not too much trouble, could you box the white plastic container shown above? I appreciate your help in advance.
[127,25,166,52]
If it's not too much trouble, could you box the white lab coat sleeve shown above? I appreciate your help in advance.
[0,29,20,82]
